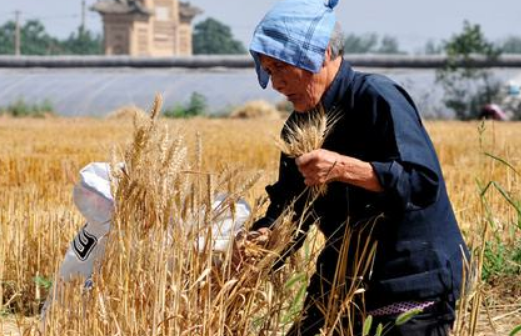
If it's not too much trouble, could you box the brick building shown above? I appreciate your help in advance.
[92,0,201,56]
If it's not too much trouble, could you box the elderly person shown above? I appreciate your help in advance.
[245,0,469,335]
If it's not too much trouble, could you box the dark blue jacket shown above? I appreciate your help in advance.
[252,60,469,309]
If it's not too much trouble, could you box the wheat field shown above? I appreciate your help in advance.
[1,114,520,335]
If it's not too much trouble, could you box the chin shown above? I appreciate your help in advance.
[289,93,321,112]
[293,102,318,113]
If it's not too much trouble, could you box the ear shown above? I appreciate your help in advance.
[323,45,333,67]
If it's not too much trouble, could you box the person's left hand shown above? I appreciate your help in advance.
[295,149,343,186]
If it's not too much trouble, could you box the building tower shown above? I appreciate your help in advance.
[92,0,201,56]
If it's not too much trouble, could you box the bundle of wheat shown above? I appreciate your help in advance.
[275,105,341,197]
[105,105,142,120]
[229,100,281,120]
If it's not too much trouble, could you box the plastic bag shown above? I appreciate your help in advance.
[42,162,250,318]
[61,162,113,281]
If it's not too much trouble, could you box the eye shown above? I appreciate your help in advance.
[262,61,285,76]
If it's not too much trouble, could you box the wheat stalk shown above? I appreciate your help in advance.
[42,94,302,335]
[275,105,342,197]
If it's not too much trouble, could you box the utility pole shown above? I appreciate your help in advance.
[14,10,21,56]
[81,0,86,30]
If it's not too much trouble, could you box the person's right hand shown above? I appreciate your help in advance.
[231,228,272,271]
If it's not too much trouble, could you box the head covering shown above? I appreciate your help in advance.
[249,0,339,89]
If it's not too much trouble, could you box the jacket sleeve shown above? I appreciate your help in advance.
[251,114,309,231]
[251,150,315,267]
[251,153,294,230]
[364,80,442,213]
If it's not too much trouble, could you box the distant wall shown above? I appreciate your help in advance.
[1,55,521,69]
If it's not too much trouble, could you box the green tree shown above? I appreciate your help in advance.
[185,92,207,116]
[377,36,402,54]
[0,21,16,54]
[22,20,62,55]
[500,36,521,54]
[61,25,103,55]
[0,19,61,55]
[344,33,403,54]
[0,97,54,118]
[344,33,378,53]
[192,18,246,54]
[423,40,443,55]
[164,92,207,118]
[0,19,101,55]
[435,21,502,120]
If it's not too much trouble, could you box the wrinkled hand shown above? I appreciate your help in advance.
[295,149,342,186]
[231,228,271,271]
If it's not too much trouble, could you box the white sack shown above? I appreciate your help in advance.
[43,162,250,318]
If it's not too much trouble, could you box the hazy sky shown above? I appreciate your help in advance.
[1,0,518,52]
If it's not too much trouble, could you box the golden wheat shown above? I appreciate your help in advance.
[275,105,342,198]
[1,115,520,335]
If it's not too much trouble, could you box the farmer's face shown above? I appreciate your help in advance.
[259,55,330,113]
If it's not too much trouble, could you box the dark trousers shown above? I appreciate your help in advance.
[285,292,455,336]
[284,243,365,336]
[285,238,455,336]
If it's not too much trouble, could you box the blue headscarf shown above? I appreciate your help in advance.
[249,0,339,89]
